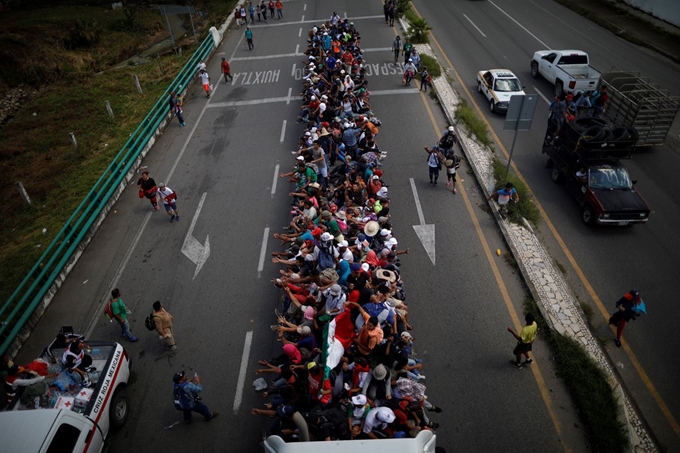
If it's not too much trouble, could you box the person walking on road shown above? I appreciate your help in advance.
[239,5,247,26]
[403,38,413,65]
[110,289,139,342]
[424,145,443,186]
[248,1,255,23]
[198,69,211,99]
[609,289,643,347]
[507,313,537,368]
[137,170,159,211]
[173,371,219,423]
[392,35,401,64]
[269,0,275,19]
[276,0,283,19]
[158,183,180,222]
[245,27,254,50]
[152,301,176,351]
[169,92,185,127]
[419,66,430,92]
[388,1,395,27]
[221,57,234,83]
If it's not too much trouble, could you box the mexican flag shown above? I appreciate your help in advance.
[321,307,355,381]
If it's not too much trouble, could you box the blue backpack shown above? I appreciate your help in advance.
[317,247,336,270]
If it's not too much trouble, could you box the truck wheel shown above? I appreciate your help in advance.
[530,61,539,78]
[110,389,129,429]
[554,81,564,97]
[550,167,563,183]
[489,99,495,113]
[582,205,596,226]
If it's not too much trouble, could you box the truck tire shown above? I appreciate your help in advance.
[489,99,496,113]
[531,61,539,78]
[110,389,129,429]
[554,80,564,97]
[582,205,596,226]
[550,167,563,183]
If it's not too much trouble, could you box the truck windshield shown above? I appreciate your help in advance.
[494,78,522,92]
[590,167,632,190]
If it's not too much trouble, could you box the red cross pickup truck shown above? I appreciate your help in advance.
[0,341,131,453]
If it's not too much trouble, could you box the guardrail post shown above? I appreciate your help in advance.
[16,182,31,206]
[105,101,114,118]
[133,74,143,94]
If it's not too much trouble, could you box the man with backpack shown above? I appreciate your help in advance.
[173,370,219,423]
[150,301,176,351]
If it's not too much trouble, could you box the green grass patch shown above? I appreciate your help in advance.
[491,158,540,226]
[455,100,492,147]
[524,298,628,452]
[419,54,440,78]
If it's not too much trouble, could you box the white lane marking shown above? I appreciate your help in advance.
[410,178,426,225]
[303,4,306,11]
[291,63,296,77]
[488,0,550,48]
[257,227,270,277]
[533,86,551,104]
[344,12,347,19]
[295,44,299,54]
[463,14,487,38]
[181,192,211,280]
[298,27,302,38]
[286,87,292,105]
[301,15,305,22]
[207,88,419,108]
[271,164,280,197]
[233,331,253,414]
[280,120,287,142]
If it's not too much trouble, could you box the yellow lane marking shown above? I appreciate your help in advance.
[410,2,680,437]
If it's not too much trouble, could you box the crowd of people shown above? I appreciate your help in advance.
[248,15,443,443]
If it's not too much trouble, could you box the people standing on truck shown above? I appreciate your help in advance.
[173,371,219,423]
[608,290,643,347]
[152,301,176,351]
[592,85,609,118]
[574,90,592,117]
[507,313,537,369]
[362,406,396,439]
[110,288,139,343]
[137,170,159,211]
[575,165,587,184]
[62,339,95,386]
[392,35,401,64]
[546,95,567,145]
[46,328,84,361]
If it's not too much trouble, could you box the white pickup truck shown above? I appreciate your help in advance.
[0,341,130,453]
[531,50,600,97]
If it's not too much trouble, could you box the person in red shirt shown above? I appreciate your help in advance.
[292,361,332,406]
[220,57,233,83]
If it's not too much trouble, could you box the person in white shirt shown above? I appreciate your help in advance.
[158,183,180,223]
[362,406,396,438]
[198,69,211,99]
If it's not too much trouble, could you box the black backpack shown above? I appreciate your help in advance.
[144,313,158,331]
[173,383,187,410]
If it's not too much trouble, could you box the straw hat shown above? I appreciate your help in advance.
[364,221,380,237]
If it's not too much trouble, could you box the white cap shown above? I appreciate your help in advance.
[321,232,334,241]
[448,126,454,132]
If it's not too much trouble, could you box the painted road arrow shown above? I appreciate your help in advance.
[409,178,436,265]
[181,192,211,279]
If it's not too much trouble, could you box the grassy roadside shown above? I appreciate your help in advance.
[0,2,233,305]
[524,298,628,452]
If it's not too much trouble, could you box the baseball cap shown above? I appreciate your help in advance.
[172,371,185,383]
[448,126,454,132]
[351,394,367,406]
[321,232,334,241]
[329,284,342,296]
[297,325,312,335]
[377,409,396,424]
[277,404,295,417]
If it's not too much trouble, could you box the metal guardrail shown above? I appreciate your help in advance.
[0,35,215,356]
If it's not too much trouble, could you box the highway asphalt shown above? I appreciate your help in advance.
[412,0,680,449]
[22,0,680,451]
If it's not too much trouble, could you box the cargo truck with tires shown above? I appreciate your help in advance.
[0,340,131,453]
[542,117,650,226]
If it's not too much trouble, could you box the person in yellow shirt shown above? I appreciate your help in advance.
[507,313,537,369]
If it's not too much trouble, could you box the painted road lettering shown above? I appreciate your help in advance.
[232,69,280,86]
[293,63,404,80]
